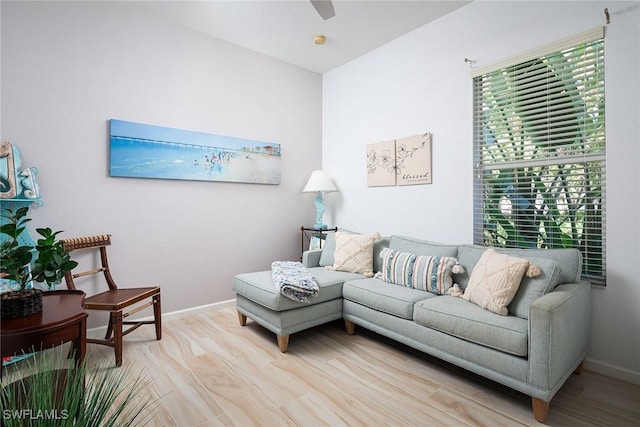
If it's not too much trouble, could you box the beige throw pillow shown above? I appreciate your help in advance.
[326,231,381,277]
[463,249,539,315]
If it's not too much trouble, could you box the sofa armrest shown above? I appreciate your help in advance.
[302,250,322,268]
[528,281,591,395]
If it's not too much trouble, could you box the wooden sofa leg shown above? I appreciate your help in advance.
[277,335,289,353]
[238,312,247,326]
[574,360,585,375]
[532,397,550,423]
[345,320,356,335]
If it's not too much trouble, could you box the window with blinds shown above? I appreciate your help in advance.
[473,30,606,285]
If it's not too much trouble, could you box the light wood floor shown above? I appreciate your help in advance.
[81,306,639,427]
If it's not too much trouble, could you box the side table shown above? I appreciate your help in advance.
[300,226,337,260]
[1,290,87,374]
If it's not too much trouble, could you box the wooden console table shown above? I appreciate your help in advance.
[1,290,87,372]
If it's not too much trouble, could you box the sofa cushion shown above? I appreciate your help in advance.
[326,231,381,277]
[319,229,349,267]
[343,277,436,320]
[413,296,529,357]
[233,267,362,312]
[319,230,389,273]
[388,236,458,257]
[457,244,581,288]
[379,248,458,295]
[508,256,561,319]
[463,249,538,315]
[457,246,566,319]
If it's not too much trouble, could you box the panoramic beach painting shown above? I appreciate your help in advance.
[109,119,281,185]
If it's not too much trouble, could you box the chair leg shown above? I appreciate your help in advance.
[104,320,113,340]
[153,294,162,340]
[112,310,124,367]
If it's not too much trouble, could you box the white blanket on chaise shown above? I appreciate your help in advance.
[271,261,318,303]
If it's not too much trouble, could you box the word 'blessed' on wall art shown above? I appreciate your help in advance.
[109,119,281,185]
[367,132,432,187]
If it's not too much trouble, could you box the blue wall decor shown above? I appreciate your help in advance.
[109,119,281,185]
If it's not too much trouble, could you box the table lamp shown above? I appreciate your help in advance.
[303,170,337,229]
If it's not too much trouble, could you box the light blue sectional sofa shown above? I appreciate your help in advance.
[232,233,591,423]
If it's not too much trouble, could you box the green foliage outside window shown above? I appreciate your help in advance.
[474,38,605,284]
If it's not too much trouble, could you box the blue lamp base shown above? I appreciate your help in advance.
[313,191,327,230]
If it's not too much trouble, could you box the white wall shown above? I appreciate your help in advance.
[323,1,640,383]
[1,2,322,327]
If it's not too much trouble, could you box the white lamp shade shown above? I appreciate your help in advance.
[303,170,337,193]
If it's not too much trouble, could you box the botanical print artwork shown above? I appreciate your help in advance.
[109,119,281,185]
[396,132,432,186]
[367,132,432,187]
[367,139,397,187]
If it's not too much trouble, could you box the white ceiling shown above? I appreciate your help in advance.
[129,0,471,74]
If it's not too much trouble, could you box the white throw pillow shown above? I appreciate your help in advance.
[326,231,381,277]
[463,249,540,315]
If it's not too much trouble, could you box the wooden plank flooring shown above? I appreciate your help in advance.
[78,306,640,426]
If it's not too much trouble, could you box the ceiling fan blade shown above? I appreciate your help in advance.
[310,0,335,20]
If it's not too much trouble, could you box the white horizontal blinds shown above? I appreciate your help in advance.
[473,33,606,285]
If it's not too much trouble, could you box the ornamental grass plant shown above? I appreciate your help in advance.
[1,347,158,427]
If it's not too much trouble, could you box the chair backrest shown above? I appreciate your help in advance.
[61,234,118,291]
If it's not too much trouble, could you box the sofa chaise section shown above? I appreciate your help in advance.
[232,267,363,352]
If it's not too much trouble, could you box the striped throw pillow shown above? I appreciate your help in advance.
[379,248,458,295]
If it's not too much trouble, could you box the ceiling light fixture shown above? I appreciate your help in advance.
[314,35,327,45]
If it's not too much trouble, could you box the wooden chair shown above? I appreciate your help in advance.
[61,234,161,367]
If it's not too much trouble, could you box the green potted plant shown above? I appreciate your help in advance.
[31,226,79,289]
[0,206,78,319]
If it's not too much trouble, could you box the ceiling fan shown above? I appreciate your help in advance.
[310,0,336,20]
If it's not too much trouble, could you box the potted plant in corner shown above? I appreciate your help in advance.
[1,346,158,426]
[0,206,78,319]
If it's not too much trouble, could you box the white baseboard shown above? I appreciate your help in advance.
[585,357,640,385]
[86,299,235,338]
[159,298,236,321]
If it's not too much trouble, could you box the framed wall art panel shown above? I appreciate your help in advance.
[367,139,397,187]
[396,132,432,186]
[366,132,432,187]
[109,119,281,185]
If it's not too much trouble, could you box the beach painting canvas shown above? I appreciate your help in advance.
[109,119,281,185]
